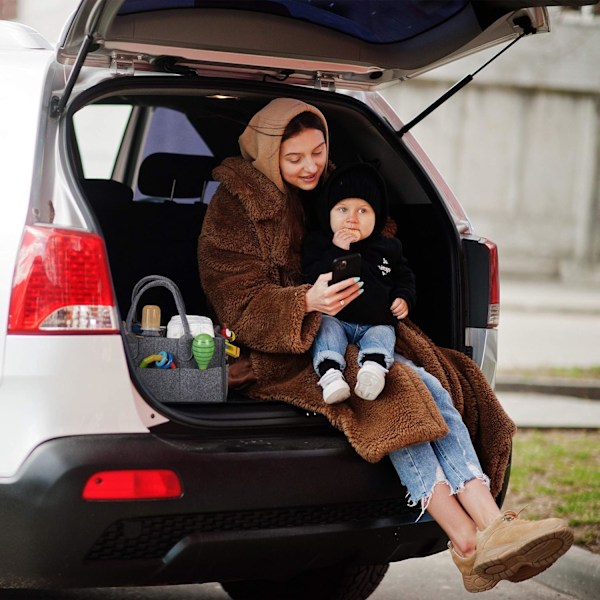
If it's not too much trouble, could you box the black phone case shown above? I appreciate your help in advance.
[331,253,362,284]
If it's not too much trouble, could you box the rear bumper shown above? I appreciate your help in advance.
[466,326,498,386]
[0,433,446,589]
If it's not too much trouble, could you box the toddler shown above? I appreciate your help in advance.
[303,162,416,403]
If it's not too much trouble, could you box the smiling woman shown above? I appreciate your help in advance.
[198,96,575,597]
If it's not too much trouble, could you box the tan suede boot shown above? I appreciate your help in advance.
[473,511,574,581]
[448,543,498,593]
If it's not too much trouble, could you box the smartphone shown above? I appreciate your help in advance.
[330,253,362,285]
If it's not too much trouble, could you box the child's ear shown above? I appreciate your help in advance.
[382,217,397,238]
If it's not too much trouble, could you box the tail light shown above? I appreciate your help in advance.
[8,225,119,334]
[82,469,182,501]
[484,239,499,328]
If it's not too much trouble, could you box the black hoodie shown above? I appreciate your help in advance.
[302,163,416,326]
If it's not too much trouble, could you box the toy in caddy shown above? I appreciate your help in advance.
[138,328,238,371]
[192,333,215,370]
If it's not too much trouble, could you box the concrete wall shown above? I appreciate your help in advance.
[381,9,600,283]
[14,0,78,44]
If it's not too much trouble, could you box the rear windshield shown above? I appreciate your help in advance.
[117,0,469,44]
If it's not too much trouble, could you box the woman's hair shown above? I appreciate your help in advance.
[280,111,328,258]
[281,110,327,145]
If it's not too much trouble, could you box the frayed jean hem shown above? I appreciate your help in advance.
[404,473,492,523]
[389,352,491,522]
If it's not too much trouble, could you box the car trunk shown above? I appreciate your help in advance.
[60,0,545,422]
[67,78,465,422]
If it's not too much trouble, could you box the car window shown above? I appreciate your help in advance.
[74,105,133,179]
[135,107,218,203]
[117,0,469,43]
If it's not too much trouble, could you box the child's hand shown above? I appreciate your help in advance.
[391,297,409,320]
[332,228,360,250]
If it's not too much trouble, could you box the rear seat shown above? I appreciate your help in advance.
[81,152,218,324]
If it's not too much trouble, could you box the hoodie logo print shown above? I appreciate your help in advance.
[378,257,391,276]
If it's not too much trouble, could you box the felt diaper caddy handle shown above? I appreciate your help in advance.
[125,275,228,403]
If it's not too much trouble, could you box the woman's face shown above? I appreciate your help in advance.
[279,128,327,191]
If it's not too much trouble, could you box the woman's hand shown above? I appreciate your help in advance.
[391,297,409,320]
[305,272,363,315]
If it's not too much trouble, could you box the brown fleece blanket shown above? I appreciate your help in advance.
[199,157,515,497]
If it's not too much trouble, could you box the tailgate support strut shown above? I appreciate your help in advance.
[399,16,536,138]
[51,0,106,118]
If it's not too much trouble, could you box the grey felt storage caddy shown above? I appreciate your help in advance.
[125,275,228,403]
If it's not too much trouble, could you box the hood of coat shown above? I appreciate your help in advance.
[238,97,329,194]
[213,156,285,223]
[211,156,298,272]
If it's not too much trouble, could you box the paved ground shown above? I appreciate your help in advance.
[496,277,600,425]
[498,391,600,427]
[497,277,600,410]
[369,545,599,600]
[500,278,600,317]
[498,278,600,373]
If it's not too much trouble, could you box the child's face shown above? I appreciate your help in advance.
[330,197,376,242]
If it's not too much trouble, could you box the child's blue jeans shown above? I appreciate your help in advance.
[311,314,395,374]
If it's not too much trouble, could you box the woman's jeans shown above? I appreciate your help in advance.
[311,315,395,373]
[389,354,490,520]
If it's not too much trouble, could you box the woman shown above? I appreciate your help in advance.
[198,97,573,593]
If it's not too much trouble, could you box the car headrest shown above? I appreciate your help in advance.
[138,153,218,199]
[80,179,134,210]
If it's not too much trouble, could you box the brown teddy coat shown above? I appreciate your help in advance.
[198,157,515,497]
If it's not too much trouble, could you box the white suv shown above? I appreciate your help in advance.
[0,2,591,598]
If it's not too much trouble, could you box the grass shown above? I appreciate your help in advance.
[502,429,600,554]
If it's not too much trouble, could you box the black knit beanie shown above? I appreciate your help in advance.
[321,162,388,236]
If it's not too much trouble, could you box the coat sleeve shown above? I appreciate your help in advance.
[198,187,321,354]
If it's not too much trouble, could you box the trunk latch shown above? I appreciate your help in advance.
[314,72,336,92]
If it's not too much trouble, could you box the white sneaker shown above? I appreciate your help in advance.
[355,361,388,400]
[318,368,351,405]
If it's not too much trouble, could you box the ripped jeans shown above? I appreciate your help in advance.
[388,354,490,520]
